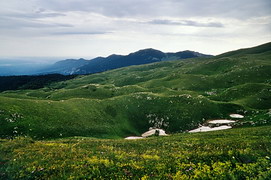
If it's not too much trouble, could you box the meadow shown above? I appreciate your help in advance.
[0,126,270,179]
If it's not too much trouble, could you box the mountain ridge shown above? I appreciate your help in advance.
[43,49,211,75]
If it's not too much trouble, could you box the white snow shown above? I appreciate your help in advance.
[125,128,168,139]
[125,136,144,140]
[141,129,168,137]
[208,120,236,124]
[230,114,244,118]
[189,125,232,133]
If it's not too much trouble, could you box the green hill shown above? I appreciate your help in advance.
[217,42,271,57]
[0,42,270,139]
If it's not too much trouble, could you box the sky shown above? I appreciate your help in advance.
[0,0,270,60]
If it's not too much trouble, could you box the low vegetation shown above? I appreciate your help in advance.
[0,74,77,92]
[0,126,270,179]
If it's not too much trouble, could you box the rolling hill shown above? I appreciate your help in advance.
[0,42,270,139]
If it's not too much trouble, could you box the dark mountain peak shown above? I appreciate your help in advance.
[179,50,202,55]
[107,54,120,57]
[90,56,104,61]
[132,48,164,55]
[137,48,161,52]
[165,50,212,61]
[106,54,123,60]
[189,50,208,56]
[78,58,87,61]
[128,48,166,61]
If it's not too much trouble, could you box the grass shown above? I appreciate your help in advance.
[0,42,270,139]
[0,126,270,179]
[0,43,271,179]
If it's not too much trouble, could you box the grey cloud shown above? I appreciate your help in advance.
[1,1,270,26]
[184,20,223,28]
[0,7,70,30]
[148,19,224,28]
[0,0,270,58]
[0,16,72,29]
[1,11,66,19]
[39,0,150,17]
[38,0,271,19]
[21,12,66,19]
[51,31,110,35]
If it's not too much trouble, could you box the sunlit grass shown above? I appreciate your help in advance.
[1,126,270,179]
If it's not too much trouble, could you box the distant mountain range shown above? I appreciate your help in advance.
[40,49,211,75]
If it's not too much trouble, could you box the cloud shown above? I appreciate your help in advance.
[148,19,224,28]
[0,7,71,30]
[2,11,66,19]
[1,1,271,21]
[37,0,271,19]
[0,16,72,29]
[0,0,270,58]
[51,31,111,35]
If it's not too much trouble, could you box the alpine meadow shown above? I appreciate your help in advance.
[0,42,271,179]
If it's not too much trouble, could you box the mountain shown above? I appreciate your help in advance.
[0,49,210,76]
[41,49,210,75]
[74,49,211,74]
[0,42,270,139]
[39,58,89,75]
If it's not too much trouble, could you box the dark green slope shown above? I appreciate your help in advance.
[0,42,270,139]
[0,74,77,92]
[217,42,271,57]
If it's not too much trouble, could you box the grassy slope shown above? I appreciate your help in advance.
[0,43,271,139]
[0,126,270,179]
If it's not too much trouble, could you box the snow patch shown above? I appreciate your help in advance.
[230,114,244,118]
[125,128,168,139]
[142,129,168,137]
[208,120,236,124]
[189,125,232,133]
[125,136,144,140]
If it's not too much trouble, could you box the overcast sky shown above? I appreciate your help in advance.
[0,0,270,59]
